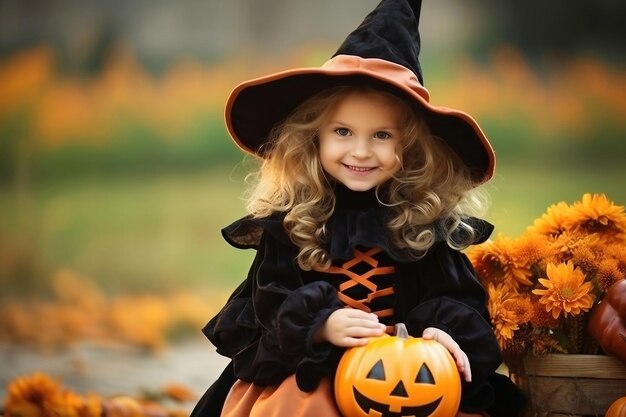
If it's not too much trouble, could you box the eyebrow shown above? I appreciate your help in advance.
[328,119,400,131]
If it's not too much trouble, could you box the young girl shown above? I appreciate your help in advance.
[192,0,524,416]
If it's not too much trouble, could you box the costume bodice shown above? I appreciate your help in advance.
[303,183,398,331]
[307,246,397,332]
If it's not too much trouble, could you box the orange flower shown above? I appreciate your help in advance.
[5,372,63,417]
[469,236,533,289]
[605,245,626,275]
[510,232,555,268]
[528,296,559,328]
[466,244,502,283]
[4,373,102,417]
[532,261,595,319]
[527,201,571,237]
[76,394,102,417]
[570,245,599,274]
[486,284,520,348]
[564,193,626,240]
[54,390,85,417]
[595,257,624,291]
[509,294,534,324]
[551,230,601,262]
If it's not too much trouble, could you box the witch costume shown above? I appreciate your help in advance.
[191,0,525,415]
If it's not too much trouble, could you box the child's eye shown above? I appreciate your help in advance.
[335,128,351,136]
[374,131,391,139]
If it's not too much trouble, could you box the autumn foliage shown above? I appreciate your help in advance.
[0,44,624,157]
[0,269,225,351]
[2,372,196,417]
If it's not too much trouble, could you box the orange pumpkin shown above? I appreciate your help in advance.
[334,323,461,417]
[606,396,626,417]
[588,279,626,363]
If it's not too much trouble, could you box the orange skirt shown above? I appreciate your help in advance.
[221,375,342,417]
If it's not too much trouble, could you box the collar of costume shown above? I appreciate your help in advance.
[326,182,494,262]
[221,183,494,261]
[326,182,401,261]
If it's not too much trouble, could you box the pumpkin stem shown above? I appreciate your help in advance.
[395,323,408,339]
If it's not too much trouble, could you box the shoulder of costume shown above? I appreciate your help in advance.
[466,217,494,244]
[434,216,494,245]
[221,212,293,249]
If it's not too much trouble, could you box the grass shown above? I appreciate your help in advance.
[0,165,254,296]
[1,161,625,296]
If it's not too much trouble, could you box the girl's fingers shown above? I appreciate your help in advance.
[344,326,385,338]
[341,337,370,347]
[344,309,380,321]
[422,330,435,340]
[330,335,369,348]
[348,318,386,329]
[423,327,472,382]
[453,351,472,382]
[462,355,472,382]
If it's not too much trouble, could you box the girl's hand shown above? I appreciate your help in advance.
[422,327,472,382]
[314,308,386,347]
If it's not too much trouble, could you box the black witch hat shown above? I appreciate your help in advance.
[225,0,495,183]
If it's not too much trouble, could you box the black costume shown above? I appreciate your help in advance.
[191,184,513,416]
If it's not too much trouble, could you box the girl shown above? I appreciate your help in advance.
[193,0,524,416]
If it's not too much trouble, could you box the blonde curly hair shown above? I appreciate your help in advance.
[245,86,489,270]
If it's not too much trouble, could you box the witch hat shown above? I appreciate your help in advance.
[224,0,495,183]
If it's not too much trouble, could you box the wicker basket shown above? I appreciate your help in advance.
[509,354,626,416]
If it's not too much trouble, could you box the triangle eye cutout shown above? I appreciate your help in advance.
[415,363,436,384]
[366,359,386,381]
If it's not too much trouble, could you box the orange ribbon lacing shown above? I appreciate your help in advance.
[324,247,396,333]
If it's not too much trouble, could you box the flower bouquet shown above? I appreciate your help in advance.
[468,193,626,365]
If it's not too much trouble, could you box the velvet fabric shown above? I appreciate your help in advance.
[333,0,424,84]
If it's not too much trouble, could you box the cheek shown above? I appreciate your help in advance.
[382,146,402,172]
[318,145,334,172]
[319,137,343,164]
[391,154,401,172]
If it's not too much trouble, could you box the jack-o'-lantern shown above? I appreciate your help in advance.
[335,323,461,417]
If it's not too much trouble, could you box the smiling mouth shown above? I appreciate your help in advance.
[353,387,442,417]
[344,164,375,172]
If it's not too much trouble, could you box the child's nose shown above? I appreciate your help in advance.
[351,137,372,158]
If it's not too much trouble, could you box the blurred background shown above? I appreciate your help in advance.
[1,0,625,407]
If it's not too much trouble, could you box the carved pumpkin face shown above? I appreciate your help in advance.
[335,323,461,417]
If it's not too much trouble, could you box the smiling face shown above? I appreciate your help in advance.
[318,90,405,192]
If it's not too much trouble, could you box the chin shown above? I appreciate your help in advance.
[342,182,377,192]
